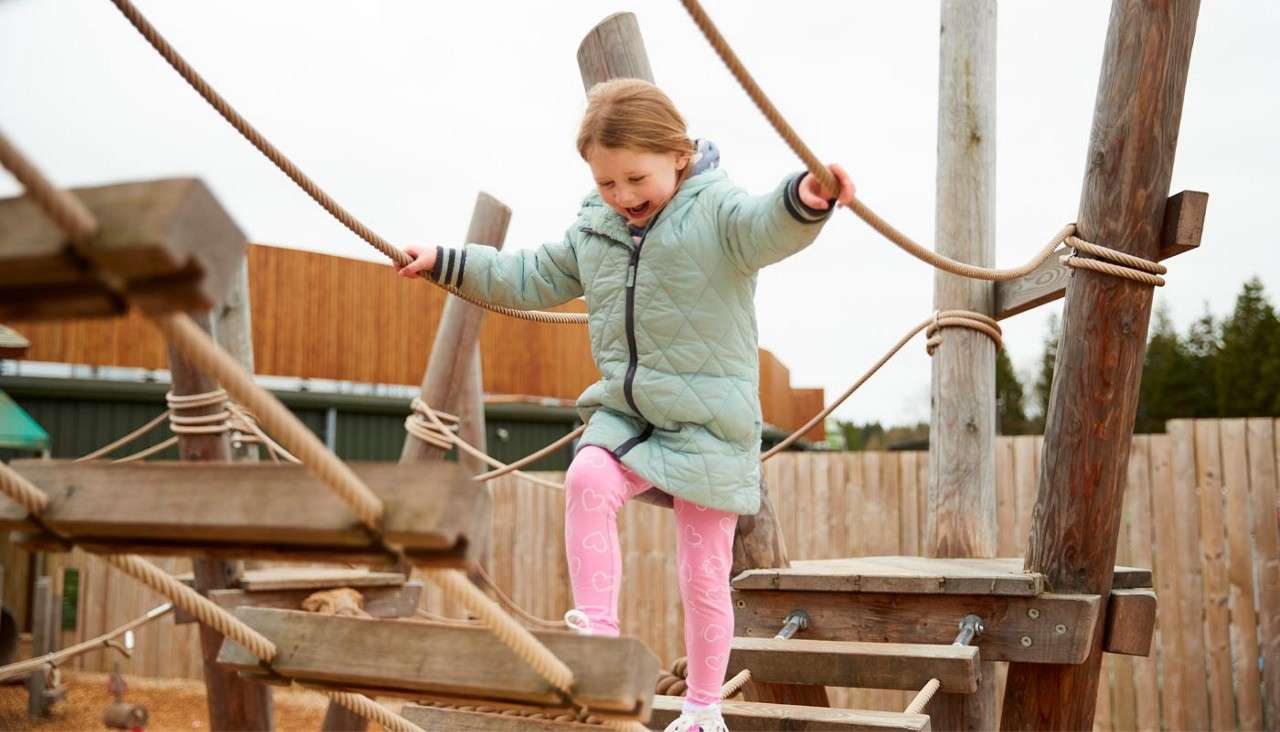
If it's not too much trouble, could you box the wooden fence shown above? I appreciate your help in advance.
[7,418,1277,729]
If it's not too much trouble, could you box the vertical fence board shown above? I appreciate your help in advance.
[1149,432,1187,731]
[1169,420,1212,730]
[1247,419,1280,730]
[1220,419,1264,730]
[1194,420,1237,730]
[1125,436,1160,731]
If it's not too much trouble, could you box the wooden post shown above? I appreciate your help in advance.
[165,310,273,731]
[927,1,999,728]
[577,11,825,707]
[26,576,51,718]
[1001,2,1201,729]
[213,259,259,462]
[399,192,510,471]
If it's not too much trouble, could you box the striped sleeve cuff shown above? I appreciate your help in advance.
[429,246,467,288]
[783,172,835,224]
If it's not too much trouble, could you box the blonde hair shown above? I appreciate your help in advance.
[576,79,695,161]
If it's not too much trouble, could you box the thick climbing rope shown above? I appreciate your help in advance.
[105,0,585,326]
[305,686,425,732]
[406,397,566,490]
[676,0,1167,287]
[473,424,588,482]
[924,311,1003,356]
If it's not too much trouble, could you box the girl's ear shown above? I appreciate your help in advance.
[675,151,692,171]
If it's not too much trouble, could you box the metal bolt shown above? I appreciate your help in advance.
[1027,608,1040,620]
[736,600,745,609]
[1055,624,1067,635]
[1020,636,1033,647]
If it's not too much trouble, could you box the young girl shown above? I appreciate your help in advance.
[398,78,852,732]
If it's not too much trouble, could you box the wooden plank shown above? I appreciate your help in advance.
[733,556,1045,595]
[733,589,1099,665]
[1122,436,1160,731]
[727,637,979,692]
[1168,420,1211,730]
[237,568,405,591]
[0,460,489,564]
[991,190,1207,321]
[193,582,423,621]
[1013,435,1039,553]
[1147,433,1187,731]
[0,178,245,320]
[218,608,658,717]
[648,696,930,731]
[1219,419,1263,731]
[1247,418,1280,730]
[403,705,601,731]
[1193,421,1234,730]
[1101,589,1155,656]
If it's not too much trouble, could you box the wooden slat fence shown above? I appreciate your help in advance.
[9,419,1277,729]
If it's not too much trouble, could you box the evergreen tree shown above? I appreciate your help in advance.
[1031,313,1061,432]
[995,348,1028,434]
[1183,307,1221,417]
[1136,303,1198,432]
[1216,277,1280,416]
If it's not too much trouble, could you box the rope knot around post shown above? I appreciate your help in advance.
[1061,226,1168,286]
[924,310,1004,356]
[404,398,461,451]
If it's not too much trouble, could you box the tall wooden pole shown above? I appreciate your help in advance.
[577,12,824,707]
[1001,2,1200,728]
[165,311,273,731]
[927,2,999,728]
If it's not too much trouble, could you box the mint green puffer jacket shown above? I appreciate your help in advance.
[432,165,831,514]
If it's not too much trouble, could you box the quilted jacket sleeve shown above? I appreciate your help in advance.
[716,173,834,273]
[429,231,584,310]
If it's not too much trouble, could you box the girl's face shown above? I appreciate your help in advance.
[586,145,690,228]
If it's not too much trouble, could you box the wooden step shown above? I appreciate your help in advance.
[0,460,488,565]
[732,556,1152,595]
[217,608,658,720]
[648,696,931,731]
[728,637,979,692]
[403,705,601,730]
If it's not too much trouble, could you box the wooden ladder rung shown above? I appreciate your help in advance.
[648,696,931,731]
[728,636,979,693]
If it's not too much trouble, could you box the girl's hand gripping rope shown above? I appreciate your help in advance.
[396,245,437,279]
[798,163,855,210]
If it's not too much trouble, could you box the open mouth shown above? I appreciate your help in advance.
[625,201,652,219]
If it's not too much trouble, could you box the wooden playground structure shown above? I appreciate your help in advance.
[0,0,1213,729]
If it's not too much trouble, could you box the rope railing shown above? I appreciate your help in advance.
[0,603,173,684]
[406,397,566,490]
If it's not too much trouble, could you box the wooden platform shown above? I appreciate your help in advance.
[648,696,931,731]
[171,568,421,624]
[727,637,979,692]
[731,556,1152,595]
[0,460,488,565]
[218,608,658,719]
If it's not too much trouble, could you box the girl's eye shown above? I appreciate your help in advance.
[600,181,614,189]
[628,176,646,184]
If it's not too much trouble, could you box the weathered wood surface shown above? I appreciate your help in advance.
[991,190,1207,321]
[0,460,488,564]
[734,589,1100,665]
[647,696,931,731]
[731,556,1149,595]
[403,705,602,731]
[1102,589,1156,657]
[234,567,406,591]
[165,309,273,732]
[218,608,658,717]
[1001,1,1202,728]
[0,178,244,320]
[577,12,654,91]
[727,637,979,692]
[180,582,422,624]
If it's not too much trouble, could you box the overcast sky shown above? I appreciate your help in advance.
[3,1,1276,424]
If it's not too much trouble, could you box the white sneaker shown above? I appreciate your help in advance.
[563,609,592,635]
[662,704,729,732]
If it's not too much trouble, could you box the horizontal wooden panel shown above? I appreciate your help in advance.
[403,705,601,731]
[648,696,931,731]
[0,460,487,564]
[734,589,1100,664]
[218,608,658,717]
[728,637,979,692]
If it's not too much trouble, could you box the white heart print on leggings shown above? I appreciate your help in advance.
[580,488,606,512]
[704,653,729,671]
[719,516,735,537]
[682,525,704,548]
[569,556,582,579]
[591,571,613,592]
[581,531,608,554]
[702,623,727,643]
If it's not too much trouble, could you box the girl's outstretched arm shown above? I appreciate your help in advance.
[397,232,584,310]
[717,163,854,273]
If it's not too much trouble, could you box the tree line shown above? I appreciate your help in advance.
[836,276,1280,447]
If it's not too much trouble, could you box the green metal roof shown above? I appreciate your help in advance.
[0,388,48,450]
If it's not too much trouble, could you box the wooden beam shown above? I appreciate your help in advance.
[0,178,245,320]
[164,308,273,731]
[403,705,602,731]
[0,460,488,565]
[648,696,932,731]
[992,190,1207,321]
[727,637,979,692]
[1001,2,1202,728]
[1102,588,1156,656]
[217,608,659,718]
[175,582,423,625]
[734,589,1100,665]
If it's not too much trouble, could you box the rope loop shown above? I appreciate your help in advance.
[925,310,1003,356]
[1061,228,1167,286]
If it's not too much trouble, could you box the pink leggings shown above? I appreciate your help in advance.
[564,446,736,707]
